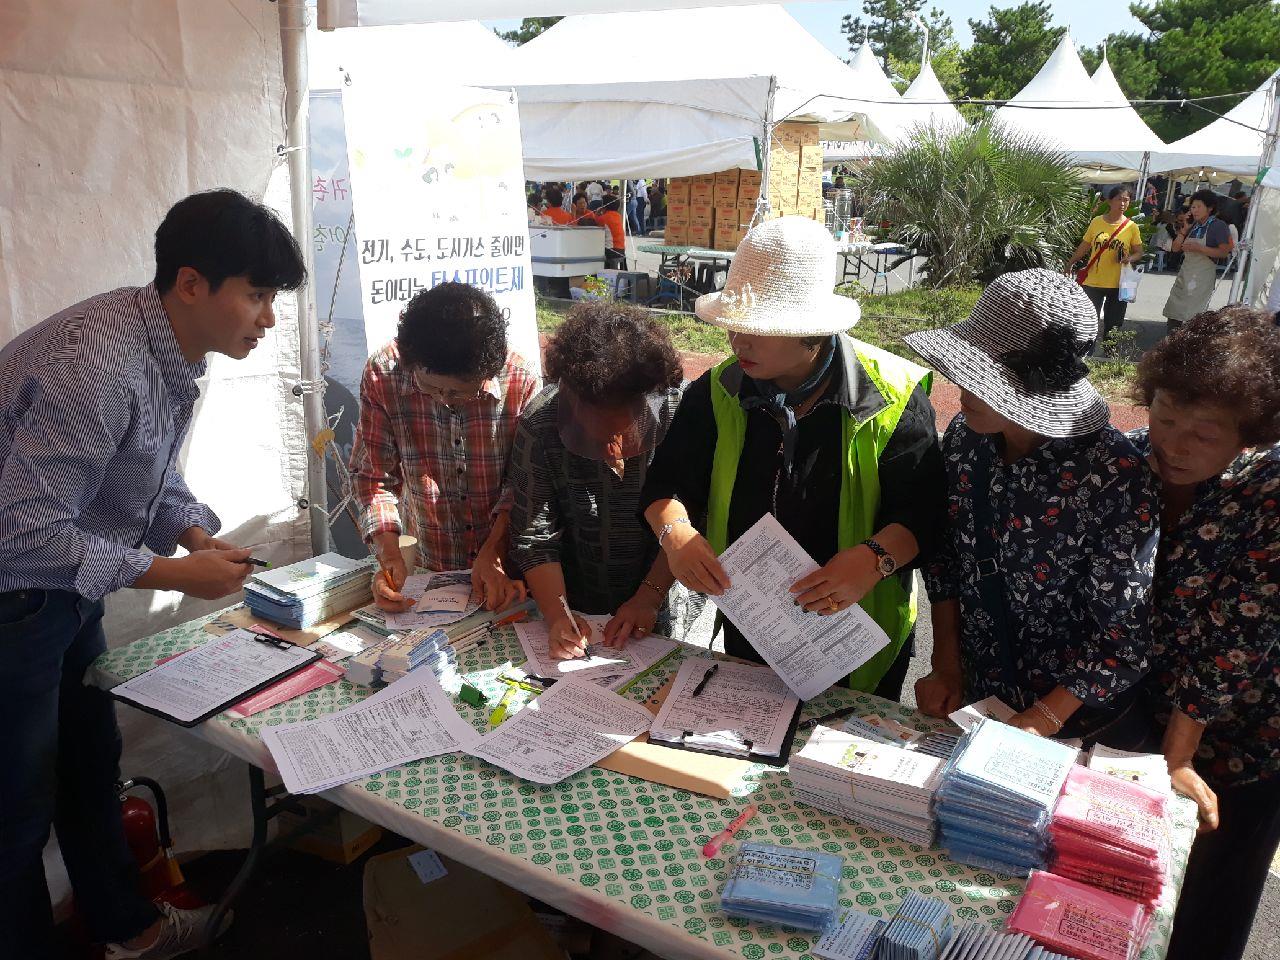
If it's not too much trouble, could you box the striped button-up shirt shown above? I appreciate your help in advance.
[348,341,539,571]
[0,285,220,601]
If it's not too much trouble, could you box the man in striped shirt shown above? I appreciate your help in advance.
[349,283,539,613]
[0,189,305,959]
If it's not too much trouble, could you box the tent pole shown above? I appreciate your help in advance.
[1135,152,1150,216]
[279,0,331,554]
[1231,77,1280,303]
[758,76,777,221]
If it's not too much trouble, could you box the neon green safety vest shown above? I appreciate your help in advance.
[707,336,932,693]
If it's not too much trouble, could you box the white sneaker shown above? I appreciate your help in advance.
[104,902,233,960]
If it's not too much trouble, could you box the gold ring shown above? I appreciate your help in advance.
[827,598,838,612]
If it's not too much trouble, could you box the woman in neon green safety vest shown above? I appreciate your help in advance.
[639,217,946,699]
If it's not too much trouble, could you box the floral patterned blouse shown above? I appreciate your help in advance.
[1133,429,1280,788]
[925,416,1159,710]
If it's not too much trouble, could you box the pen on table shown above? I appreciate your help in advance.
[799,703,863,730]
[691,662,719,697]
[497,675,546,695]
[702,803,757,858]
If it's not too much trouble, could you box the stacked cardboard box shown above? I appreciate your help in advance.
[738,169,761,213]
[665,179,691,245]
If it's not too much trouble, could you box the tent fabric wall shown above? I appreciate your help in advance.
[318,0,823,29]
[1149,70,1277,178]
[1,0,310,860]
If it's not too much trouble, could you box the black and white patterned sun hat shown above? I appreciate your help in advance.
[904,268,1110,438]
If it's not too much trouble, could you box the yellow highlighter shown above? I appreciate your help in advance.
[487,685,524,728]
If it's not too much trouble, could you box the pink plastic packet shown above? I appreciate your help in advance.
[1009,869,1153,960]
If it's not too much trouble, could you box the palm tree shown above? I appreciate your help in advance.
[856,121,1092,287]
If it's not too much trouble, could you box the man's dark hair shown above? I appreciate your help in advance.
[601,197,621,213]
[1135,305,1280,445]
[1232,191,1249,201]
[572,192,588,205]
[1106,185,1131,201]
[397,282,508,379]
[545,186,564,207]
[544,302,682,406]
[154,189,305,294]
[1189,189,1220,213]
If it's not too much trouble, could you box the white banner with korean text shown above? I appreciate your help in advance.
[340,82,539,375]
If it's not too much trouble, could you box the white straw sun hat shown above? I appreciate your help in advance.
[694,216,860,336]
[904,268,1109,438]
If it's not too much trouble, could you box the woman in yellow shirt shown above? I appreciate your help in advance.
[1066,186,1144,341]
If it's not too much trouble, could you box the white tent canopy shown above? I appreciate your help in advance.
[897,60,965,134]
[308,18,515,89]
[1149,69,1279,178]
[995,35,1164,177]
[486,5,886,180]
[317,0,818,28]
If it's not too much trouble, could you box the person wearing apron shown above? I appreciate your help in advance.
[1163,189,1234,335]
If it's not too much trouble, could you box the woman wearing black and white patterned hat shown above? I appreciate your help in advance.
[906,268,1160,746]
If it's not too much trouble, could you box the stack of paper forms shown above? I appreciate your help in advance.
[934,719,1078,876]
[1049,765,1170,906]
[877,892,954,960]
[244,553,375,629]
[1008,870,1153,960]
[792,725,945,847]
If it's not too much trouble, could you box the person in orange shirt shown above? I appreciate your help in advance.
[542,187,575,226]
[570,192,598,226]
[597,197,627,269]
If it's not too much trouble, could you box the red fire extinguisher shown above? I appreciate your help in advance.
[118,778,205,909]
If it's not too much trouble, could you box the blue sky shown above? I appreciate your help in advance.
[488,2,1146,53]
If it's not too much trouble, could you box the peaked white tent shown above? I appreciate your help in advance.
[308,18,514,89]
[995,35,1164,178]
[1150,69,1279,178]
[491,5,887,180]
[898,60,965,133]
[318,0,818,27]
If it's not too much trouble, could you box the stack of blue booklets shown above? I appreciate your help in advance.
[934,719,1079,876]
[720,842,842,931]
[937,924,1073,960]
[379,629,457,685]
[244,553,377,629]
[878,893,953,960]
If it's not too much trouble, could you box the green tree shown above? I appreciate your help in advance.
[1127,0,1280,141]
[855,121,1091,287]
[841,0,955,85]
[495,17,561,46]
[960,2,1065,105]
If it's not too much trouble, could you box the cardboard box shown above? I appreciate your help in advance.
[666,199,690,225]
[775,122,802,146]
[278,796,382,865]
[714,182,739,205]
[800,144,824,172]
[690,197,715,225]
[664,222,689,245]
[738,168,762,189]
[692,173,717,186]
[715,206,743,231]
[666,178,690,203]
[690,180,714,201]
[737,182,760,207]
[364,846,562,960]
[714,168,740,188]
[688,223,712,247]
[797,124,821,146]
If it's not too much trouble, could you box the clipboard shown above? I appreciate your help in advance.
[112,629,322,727]
[656,698,802,768]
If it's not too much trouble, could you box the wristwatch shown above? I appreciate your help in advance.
[862,538,897,578]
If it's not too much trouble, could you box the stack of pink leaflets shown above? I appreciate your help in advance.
[1048,765,1170,906]
[1009,870,1154,960]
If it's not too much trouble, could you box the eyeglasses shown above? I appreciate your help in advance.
[411,369,488,404]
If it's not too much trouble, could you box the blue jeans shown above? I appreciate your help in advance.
[0,589,159,954]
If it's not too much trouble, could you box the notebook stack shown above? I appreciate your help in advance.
[791,726,945,847]
[377,628,458,685]
[1008,870,1153,960]
[934,719,1079,876]
[1048,765,1170,906]
[244,553,376,629]
[719,842,842,931]
[877,893,953,960]
[938,924,1074,960]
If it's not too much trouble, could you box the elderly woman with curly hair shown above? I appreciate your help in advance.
[1131,306,1280,960]
[506,301,684,659]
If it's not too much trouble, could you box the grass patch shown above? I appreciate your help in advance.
[536,296,729,354]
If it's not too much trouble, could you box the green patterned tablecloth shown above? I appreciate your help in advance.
[92,609,1195,960]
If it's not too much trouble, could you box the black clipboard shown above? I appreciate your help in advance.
[111,630,322,728]
[657,700,803,768]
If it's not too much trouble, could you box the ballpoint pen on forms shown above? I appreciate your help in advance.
[798,704,863,731]
[702,804,757,857]
[691,662,719,697]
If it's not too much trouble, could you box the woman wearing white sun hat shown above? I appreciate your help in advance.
[904,268,1159,745]
[640,216,946,699]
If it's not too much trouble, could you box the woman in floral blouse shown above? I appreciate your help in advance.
[1132,306,1280,960]
[906,269,1158,743]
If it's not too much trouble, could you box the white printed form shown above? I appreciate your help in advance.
[514,615,629,681]
[649,657,797,757]
[471,678,653,784]
[262,667,480,794]
[714,514,892,701]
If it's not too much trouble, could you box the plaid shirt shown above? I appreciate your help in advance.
[349,341,539,571]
